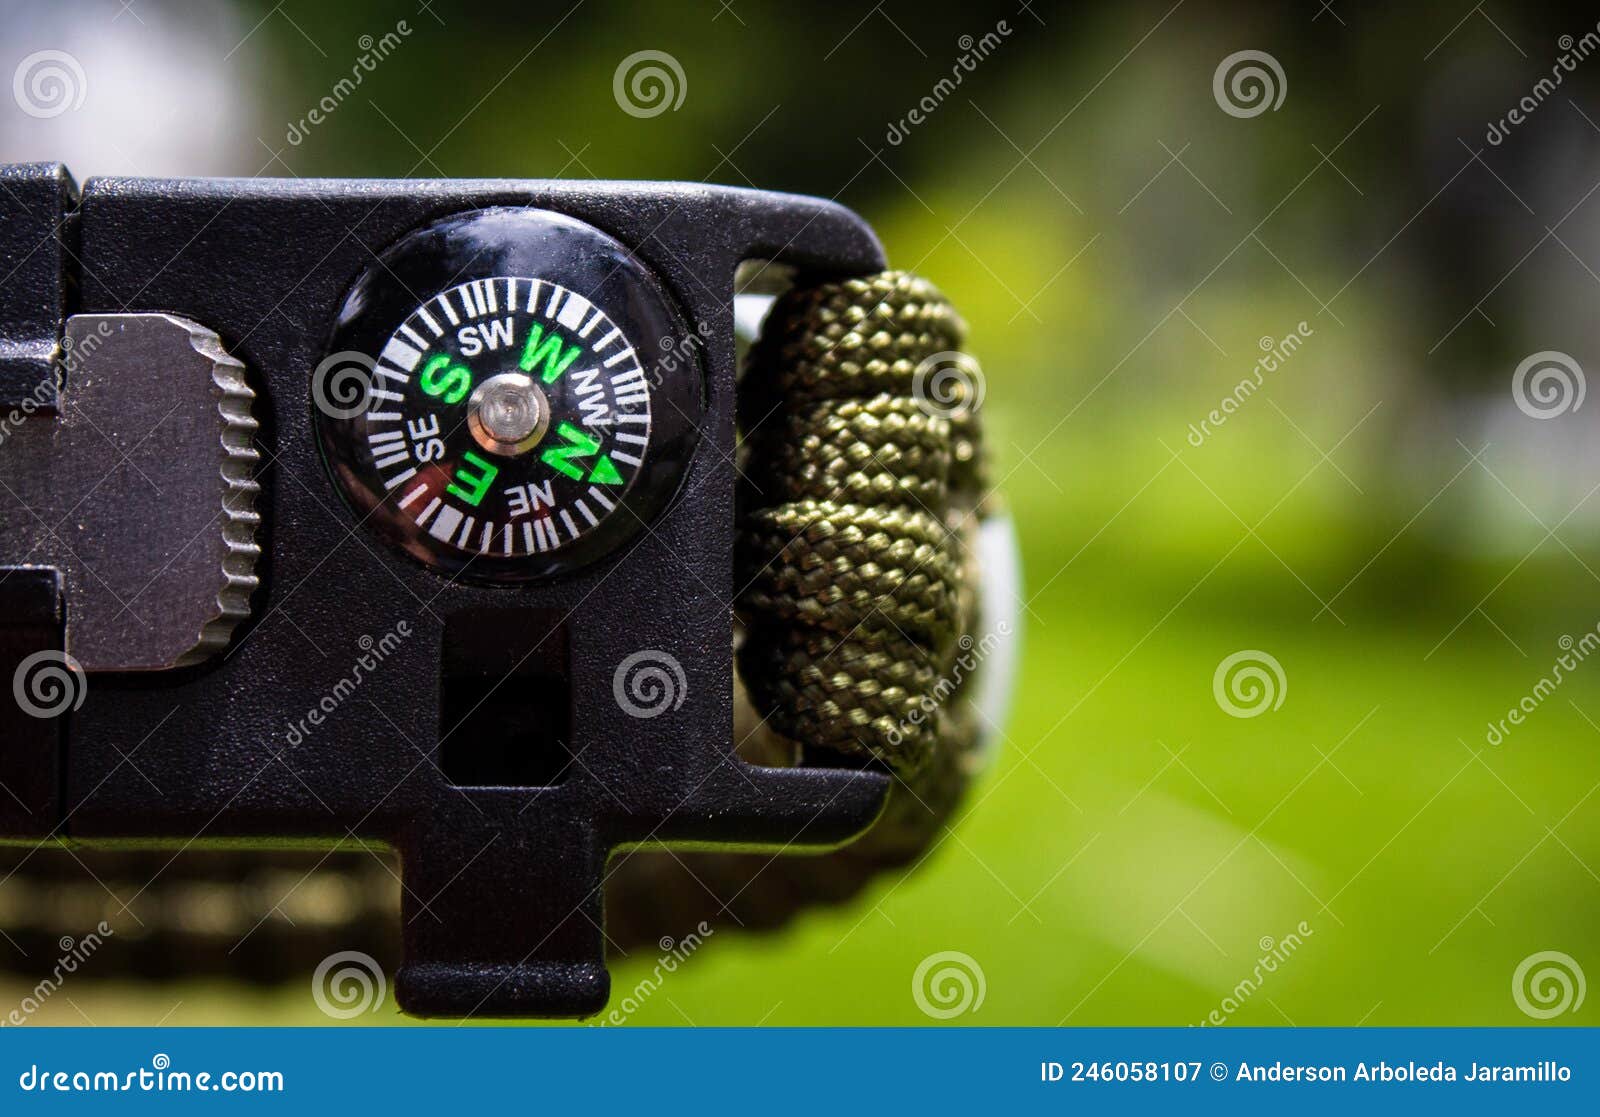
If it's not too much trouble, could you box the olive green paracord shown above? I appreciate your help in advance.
[736,270,985,779]
[603,269,991,949]
[603,270,992,948]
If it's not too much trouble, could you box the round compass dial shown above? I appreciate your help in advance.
[316,208,704,582]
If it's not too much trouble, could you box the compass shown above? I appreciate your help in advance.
[316,207,704,582]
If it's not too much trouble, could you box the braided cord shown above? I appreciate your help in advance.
[601,271,992,948]
[736,271,986,778]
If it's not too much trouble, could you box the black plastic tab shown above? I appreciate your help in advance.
[0,163,74,411]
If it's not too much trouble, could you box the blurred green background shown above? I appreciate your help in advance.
[2,0,1598,1026]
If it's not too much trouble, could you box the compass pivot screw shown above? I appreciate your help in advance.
[469,372,548,456]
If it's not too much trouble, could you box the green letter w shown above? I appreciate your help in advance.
[520,323,582,383]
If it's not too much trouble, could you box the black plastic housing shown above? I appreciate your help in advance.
[0,166,891,1017]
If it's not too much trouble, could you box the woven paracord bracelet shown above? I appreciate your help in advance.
[736,270,985,779]
[600,270,992,948]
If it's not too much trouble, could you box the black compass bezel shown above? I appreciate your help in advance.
[316,206,705,584]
